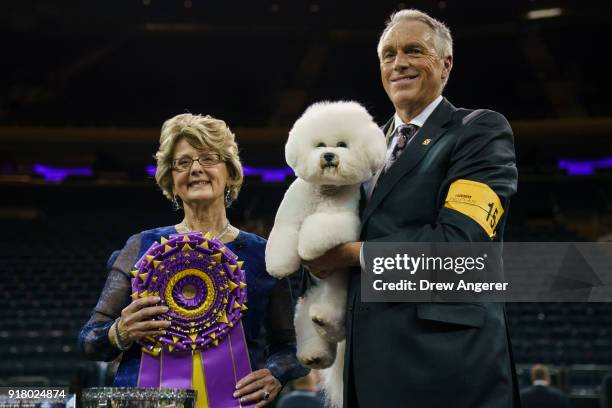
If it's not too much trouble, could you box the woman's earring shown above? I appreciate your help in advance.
[172,194,182,211]
[224,187,233,207]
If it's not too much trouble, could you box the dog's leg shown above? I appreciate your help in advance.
[295,293,336,369]
[320,340,345,408]
[309,270,348,342]
[266,180,312,277]
[266,225,301,278]
[298,211,360,261]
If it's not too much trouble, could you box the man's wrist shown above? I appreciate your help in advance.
[343,241,363,267]
[359,242,365,271]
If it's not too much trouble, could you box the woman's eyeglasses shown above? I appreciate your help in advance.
[172,153,223,172]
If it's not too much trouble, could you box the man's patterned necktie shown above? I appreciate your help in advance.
[383,123,420,173]
[370,123,420,196]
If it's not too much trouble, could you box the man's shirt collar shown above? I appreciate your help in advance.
[393,94,444,131]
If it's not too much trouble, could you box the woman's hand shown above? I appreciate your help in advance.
[117,296,171,343]
[233,369,282,407]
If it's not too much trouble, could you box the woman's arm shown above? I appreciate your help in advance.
[263,276,310,385]
[234,274,310,406]
[78,234,141,361]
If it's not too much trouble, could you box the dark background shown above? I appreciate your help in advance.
[1,0,611,406]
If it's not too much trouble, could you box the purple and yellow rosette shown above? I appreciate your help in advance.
[131,231,253,408]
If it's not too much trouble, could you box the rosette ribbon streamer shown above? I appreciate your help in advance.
[131,231,252,408]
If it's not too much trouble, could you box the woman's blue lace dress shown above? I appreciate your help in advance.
[78,226,308,386]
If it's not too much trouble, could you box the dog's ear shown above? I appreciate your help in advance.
[285,131,298,169]
[286,102,320,170]
[368,125,387,173]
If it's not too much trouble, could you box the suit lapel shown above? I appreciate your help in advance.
[359,184,367,217]
[362,98,456,224]
[381,116,395,145]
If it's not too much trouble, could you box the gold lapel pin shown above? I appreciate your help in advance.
[422,138,431,145]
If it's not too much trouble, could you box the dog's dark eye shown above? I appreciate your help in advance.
[316,142,326,148]
[337,142,348,148]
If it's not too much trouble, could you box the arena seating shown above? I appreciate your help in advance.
[0,181,610,395]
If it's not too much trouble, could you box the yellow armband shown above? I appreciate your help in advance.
[444,179,504,238]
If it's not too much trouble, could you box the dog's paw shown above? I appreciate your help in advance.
[298,240,328,261]
[265,254,300,278]
[267,263,298,278]
[310,304,346,343]
[297,342,336,369]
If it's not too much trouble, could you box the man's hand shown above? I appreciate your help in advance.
[303,241,362,278]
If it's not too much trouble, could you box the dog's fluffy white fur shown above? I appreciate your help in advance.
[266,101,386,408]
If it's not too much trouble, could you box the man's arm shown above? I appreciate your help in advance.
[371,110,517,243]
[303,241,361,278]
[305,111,517,277]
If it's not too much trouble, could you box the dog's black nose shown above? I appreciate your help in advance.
[323,152,335,162]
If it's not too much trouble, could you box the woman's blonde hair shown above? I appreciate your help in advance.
[155,113,243,206]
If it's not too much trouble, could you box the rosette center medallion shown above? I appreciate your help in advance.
[166,269,216,317]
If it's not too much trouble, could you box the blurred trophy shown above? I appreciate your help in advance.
[82,387,196,408]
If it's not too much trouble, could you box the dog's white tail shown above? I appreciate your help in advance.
[320,340,345,408]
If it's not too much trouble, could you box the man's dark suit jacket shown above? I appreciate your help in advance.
[344,98,520,407]
[520,385,571,408]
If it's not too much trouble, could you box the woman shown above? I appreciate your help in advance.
[79,113,308,407]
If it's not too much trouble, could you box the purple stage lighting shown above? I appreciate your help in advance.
[558,158,612,176]
[32,164,93,183]
[242,166,295,182]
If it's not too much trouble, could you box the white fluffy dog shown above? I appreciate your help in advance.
[265,101,386,407]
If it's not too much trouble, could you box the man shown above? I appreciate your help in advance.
[521,365,571,408]
[305,9,520,408]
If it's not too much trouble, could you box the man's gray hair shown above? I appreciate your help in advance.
[377,9,453,60]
